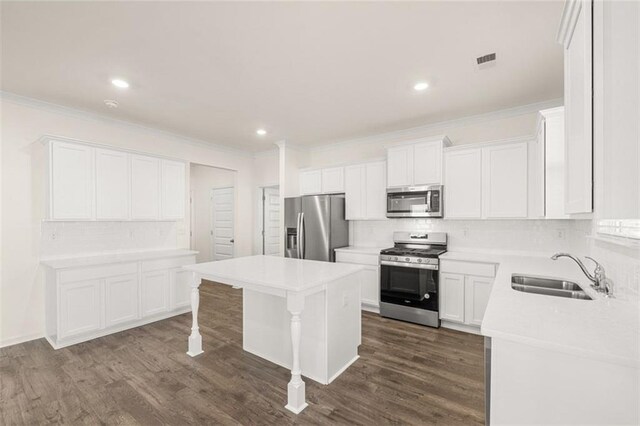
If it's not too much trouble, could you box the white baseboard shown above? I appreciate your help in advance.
[361,303,380,314]
[440,320,482,335]
[0,332,46,349]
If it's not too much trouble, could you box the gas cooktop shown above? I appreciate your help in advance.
[379,247,446,258]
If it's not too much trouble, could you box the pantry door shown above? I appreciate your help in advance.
[211,187,235,261]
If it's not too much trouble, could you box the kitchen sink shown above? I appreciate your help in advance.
[511,274,592,300]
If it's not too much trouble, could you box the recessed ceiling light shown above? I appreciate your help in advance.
[111,78,129,89]
[413,82,429,91]
[104,99,119,109]
[256,129,267,136]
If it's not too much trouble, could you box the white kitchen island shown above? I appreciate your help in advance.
[182,255,364,414]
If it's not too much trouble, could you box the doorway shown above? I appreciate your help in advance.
[258,186,280,255]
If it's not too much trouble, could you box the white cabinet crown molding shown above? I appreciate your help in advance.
[557,0,585,47]
[443,135,535,152]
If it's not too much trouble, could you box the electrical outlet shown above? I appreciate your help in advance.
[556,229,565,240]
[462,227,469,238]
[51,232,57,240]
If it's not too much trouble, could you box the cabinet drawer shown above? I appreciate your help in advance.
[140,255,196,272]
[59,262,138,284]
[440,259,496,278]
[335,251,379,266]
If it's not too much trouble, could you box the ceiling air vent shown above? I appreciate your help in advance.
[477,53,496,65]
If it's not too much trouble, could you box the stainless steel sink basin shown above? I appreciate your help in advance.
[511,274,592,300]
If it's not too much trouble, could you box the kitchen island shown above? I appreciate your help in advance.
[183,255,364,414]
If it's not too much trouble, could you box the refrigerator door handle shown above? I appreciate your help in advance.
[296,213,301,259]
[300,212,305,259]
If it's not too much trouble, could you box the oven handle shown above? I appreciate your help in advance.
[380,260,438,270]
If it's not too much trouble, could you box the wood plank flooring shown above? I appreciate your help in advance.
[0,281,485,425]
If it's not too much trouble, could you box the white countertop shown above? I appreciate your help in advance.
[40,249,198,269]
[184,255,363,293]
[444,251,639,367]
[334,246,385,255]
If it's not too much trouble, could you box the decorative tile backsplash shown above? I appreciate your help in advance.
[350,218,592,257]
[40,221,178,258]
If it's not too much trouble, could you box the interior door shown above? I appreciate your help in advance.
[211,187,235,260]
[301,195,330,261]
[263,187,281,255]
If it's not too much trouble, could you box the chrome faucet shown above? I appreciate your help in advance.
[551,253,614,297]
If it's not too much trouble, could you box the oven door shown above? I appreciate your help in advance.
[380,261,438,305]
[386,185,442,218]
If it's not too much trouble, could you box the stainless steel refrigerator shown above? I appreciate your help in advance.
[284,194,349,262]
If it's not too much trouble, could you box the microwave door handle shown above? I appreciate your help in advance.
[426,191,431,212]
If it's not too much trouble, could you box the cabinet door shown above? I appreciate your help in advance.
[50,141,94,220]
[439,272,465,323]
[360,265,380,308]
[59,279,102,339]
[131,155,160,220]
[365,161,387,219]
[482,142,528,218]
[321,167,344,193]
[464,275,493,327]
[95,148,129,220]
[141,270,170,317]
[171,268,192,309]
[444,149,482,218]
[105,273,139,327]
[387,145,414,187]
[563,0,593,214]
[161,160,186,220]
[299,170,322,195]
[413,141,442,185]
[344,165,365,220]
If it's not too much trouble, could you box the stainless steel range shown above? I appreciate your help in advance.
[379,232,447,327]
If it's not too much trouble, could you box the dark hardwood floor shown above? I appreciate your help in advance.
[0,281,485,425]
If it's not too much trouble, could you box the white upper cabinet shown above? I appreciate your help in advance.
[344,161,386,220]
[50,141,94,220]
[160,160,186,220]
[45,138,184,221]
[387,136,450,188]
[95,148,129,220]
[536,108,570,219]
[413,141,443,186]
[482,142,528,218]
[444,148,482,219]
[321,167,344,193]
[299,170,322,195]
[387,145,414,188]
[558,0,593,214]
[130,155,160,220]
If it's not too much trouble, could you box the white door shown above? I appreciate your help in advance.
[95,148,129,220]
[104,273,139,327]
[413,141,442,185]
[141,270,170,317]
[321,167,345,193]
[299,170,322,195]
[464,275,493,327]
[262,187,281,255]
[482,142,528,218]
[51,141,94,220]
[59,279,102,339]
[161,160,186,220]
[444,149,482,218]
[211,187,235,260]
[387,145,414,188]
[439,272,465,323]
[170,267,192,309]
[344,165,365,220]
[360,265,380,308]
[130,155,160,220]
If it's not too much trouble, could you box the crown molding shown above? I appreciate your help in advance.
[557,0,583,48]
[0,90,253,158]
[444,134,536,152]
[309,98,563,153]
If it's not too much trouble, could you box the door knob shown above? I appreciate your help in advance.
[230,238,235,243]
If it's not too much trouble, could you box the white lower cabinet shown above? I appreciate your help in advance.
[141,269,170,317]
[439,260,496,333]
[335,250,380,311]
[104,273,139,327]
[45,254,196,349]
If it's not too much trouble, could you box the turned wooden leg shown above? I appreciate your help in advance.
[285,293,308,414]
[187,272,203,357]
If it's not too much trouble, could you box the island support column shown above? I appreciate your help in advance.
[187,272,204,357]
[285,292,308,414]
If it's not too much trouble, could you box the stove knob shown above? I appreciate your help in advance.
[417,258,423,263]
[405,257,410,262]
[393,256,398,261]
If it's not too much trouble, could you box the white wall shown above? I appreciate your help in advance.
[190,164,236,263]
[0,94,256,347]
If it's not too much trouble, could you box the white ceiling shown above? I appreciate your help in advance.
[1,1,564,152]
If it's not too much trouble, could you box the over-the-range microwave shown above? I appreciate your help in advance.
[386,185,443,218]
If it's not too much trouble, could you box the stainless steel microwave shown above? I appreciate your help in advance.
[386,185,443,218]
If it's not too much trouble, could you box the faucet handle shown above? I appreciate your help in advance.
[584,256,604,273]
